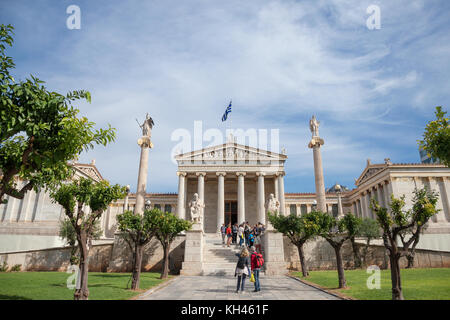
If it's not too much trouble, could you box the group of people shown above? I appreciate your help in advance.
[220,222,265,253]
[219,221,266,293]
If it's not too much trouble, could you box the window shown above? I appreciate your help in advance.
[154,204,161,210]
[301,204,307,215]
[290,204,297,215]
[332,204,338,217]
[164,204,172,213]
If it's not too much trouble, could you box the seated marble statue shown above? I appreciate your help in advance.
[189,193,205,224]
[266,193,280,214]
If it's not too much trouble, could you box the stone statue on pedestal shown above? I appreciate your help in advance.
[189,193,205,224]
[137,113,155,148]
[266,193,280,214]
[309,115,320,137]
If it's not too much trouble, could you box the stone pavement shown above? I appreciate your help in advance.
[138,275,340,300]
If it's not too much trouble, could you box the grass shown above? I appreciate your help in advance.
[0,271,171,300]
[292,268,450,300]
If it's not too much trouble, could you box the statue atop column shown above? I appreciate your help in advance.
[137,113,154,148]
[309,115,320,138]
[189,193,205,224]
[266,193,280,214]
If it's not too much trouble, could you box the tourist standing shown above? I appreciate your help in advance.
[254,232,262,253]
[238,224,244,247]
[250,246,263,292]
[232,223,238,244]
[244,222,250,246]
[235,247,251,293]
[220,224,226,244]
[226,224,232,247]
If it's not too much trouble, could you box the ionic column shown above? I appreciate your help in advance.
[135,138,152,215]
[216,172,226,231]
[376,185,384,208]
[427,177,446,223]
[308,117,326,213]
[256,172,266,225]
[177,172,187,219]
[196,172,206,202]
[32,189,46,221]
[274,175,279,200]
[236,172,246,224]
[278,172,286,216]
[360,192,367,218]
[123,185,130,212]
[19,189,33,222]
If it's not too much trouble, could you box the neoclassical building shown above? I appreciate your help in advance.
[1,142,449,253]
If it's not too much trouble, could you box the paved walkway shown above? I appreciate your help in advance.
[138,275,340,300]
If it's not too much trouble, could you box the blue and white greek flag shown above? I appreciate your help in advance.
[221,100,232,122]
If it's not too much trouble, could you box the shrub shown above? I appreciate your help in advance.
[11,264,21,272]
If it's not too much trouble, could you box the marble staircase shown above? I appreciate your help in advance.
[201,233,241,275]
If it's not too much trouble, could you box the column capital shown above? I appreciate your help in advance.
[196,172,207,177]
[256,172,266,177]
[275,172,285,177]
[177,171,187,177]
[236,172,247,177]
[216,172,226,177]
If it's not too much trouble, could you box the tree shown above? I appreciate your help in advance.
[51,178,126,300]
[268,211,321,277]
[59,217,102,265]
[357,217,381,267]
[116,210,157,290]
[418,106,449,166]
[370,187,439,300]
[0,24,115,203]
[316,212,361,288]
[149,209,191,279]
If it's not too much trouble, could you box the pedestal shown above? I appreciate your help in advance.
[262,230,287,275]
[180,225,204,275]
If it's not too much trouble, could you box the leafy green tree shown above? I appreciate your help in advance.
[418,106,449,166]
[370,187,439,300]
[51,178,126,300]
[0,24,115,203]
[59,217,102,265]
[357,217,381,267]
[268,211,321,277]
[116,210,157,290]
[316,212,361,288]
[148,209,191,279]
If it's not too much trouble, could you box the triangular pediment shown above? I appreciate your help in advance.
[175,142,287,163]
[73,163,104,182]
[355,164,386,186]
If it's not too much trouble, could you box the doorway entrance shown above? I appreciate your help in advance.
[224,201,237,226]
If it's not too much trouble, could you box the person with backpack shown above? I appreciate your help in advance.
[220,224,226,245]
[244,222,250,246]
[234,247,251,293]
[248,232,255,247]
[232,223,238,244]
[238,224,244,247]
[250,246,263,292]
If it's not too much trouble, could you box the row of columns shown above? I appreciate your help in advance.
[176,171,286,231]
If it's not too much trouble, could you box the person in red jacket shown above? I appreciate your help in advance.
[250,246,262,292]
[226,224,232,247]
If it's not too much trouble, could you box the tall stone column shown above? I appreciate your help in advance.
[274,175,279,200]
[278,172,286,215]
[196,172,206,202]
[308,116,326,213]
[376,184,384,208]
[337,191,343,218]
[134,115,154,215]
[216,172,226,231]
[177,172,187,219]
[123,185,130,212]
[236,172,246,224]
[256,172,266,225]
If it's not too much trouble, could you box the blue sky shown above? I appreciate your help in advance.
[1,0,449,193]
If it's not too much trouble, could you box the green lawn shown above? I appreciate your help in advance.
[0,272,171,300]
[293,268,450,300]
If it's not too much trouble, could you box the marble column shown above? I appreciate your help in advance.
[274,174,279,201]
[32,190,46,221]
[360,193,367,218]
[308,124,326,213]
[236,172,246,224]
[427,177,446,223]
[196,172,206,202]
[177,172,187,219]
[376,185,384,208]
[123,185,130,212]
[135,137,152,215]
[278,172,286,216]
[439,177,450,222]
[337,192,343,218]
[216,172,226,231]
[19,189,33,222]
[256,172,266,225]
[306,204,311,213]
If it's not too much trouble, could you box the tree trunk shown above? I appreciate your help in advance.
[350,237,361,268]
[389,252,404,300]
[131,242,143,290]
[406,252,415,269]
[74,231,89,300]
[297,244,309,277]
[160,241,171,279]
[333,245,347,288]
